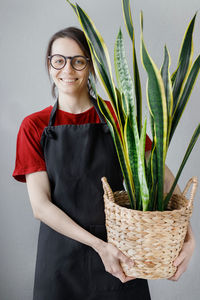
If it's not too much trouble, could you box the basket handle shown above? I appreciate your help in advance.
[101,177,115,202]
[182,176,198,209]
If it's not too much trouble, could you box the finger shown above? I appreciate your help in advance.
[173,251,186,267]
[123,276,136,282]
[111,261,128,282]
[168,271,178,281]
[168,263,186,281]
[118,251,134,267]
[168,271,181,281]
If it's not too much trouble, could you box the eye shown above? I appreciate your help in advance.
[55,59,64,64]
[74,58,85,65]
[71,56,88,70]
[51,55,65,67]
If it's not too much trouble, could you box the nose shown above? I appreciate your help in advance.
[62,59,74,72]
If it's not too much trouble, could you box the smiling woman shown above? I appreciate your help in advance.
[45,27,96,102]
[48,37,91,106]
[13,26,152,300]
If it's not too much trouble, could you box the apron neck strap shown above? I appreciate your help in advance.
[49,99,58,126]
[48,96,106,126]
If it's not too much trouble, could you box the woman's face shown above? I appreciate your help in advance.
[49,37,90,98]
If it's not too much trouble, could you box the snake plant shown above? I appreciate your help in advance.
[67,0,200,211]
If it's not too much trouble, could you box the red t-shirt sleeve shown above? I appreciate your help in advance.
[12,117,46,183]
[105,101,152,152]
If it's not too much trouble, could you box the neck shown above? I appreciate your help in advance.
[58,91,93,114]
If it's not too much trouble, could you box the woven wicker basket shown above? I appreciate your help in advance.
[101,176,198,280]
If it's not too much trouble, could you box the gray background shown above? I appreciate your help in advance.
[1,0,200,299]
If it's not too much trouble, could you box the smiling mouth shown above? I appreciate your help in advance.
[60,78,78,83]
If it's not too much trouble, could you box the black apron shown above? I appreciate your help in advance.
[33,97,151,300]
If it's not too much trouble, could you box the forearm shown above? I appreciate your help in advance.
[26,172,104,252]
[36,199,104,251]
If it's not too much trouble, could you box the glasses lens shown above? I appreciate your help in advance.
[51,55,65,69]
[72,56,87,70]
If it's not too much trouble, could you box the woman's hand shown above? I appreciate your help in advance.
[168,223,195,281]
[94,241,136,283]
[161,164,196,281]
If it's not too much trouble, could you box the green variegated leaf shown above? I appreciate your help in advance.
[115,88,126,130]
[170,55,200,142]
[146,139,157,211]
[146,114,157,210]
[66,0,77,15]
[150,146,158,210]
[161,46,173,148]
[122,0,142,135]
[172,14,197,114]
[114,29,135,123]
[133,48,143,136]
[97,95,136,208]
[140,11,168,210]
[140,117,147,162]
[124,117,139,209]
[146,114,155,183]
[139,117,149,210]
[123,91,149,210]
[164,124,200,209]
[122,0,133,40]
[121,92,128,116]
[171,61,181,86]
[114,27,148,209]
[74,4,118,113]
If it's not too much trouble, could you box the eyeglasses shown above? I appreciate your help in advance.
[48,54,90,71]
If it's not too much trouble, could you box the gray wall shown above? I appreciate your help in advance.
[1,0,200,299]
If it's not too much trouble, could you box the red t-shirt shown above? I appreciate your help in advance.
[13,100,152,182]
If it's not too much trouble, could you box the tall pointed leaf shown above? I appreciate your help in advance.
[139,117,149,210]
[171,61,181,86]
[161,45,173,148]
[147,114,157,210]
[123,90,149,210]
[66,0,77,15]
[164,124,200,208]
[124,117,140,209]
[140,11,168,210]
[172,14,197,113]
[122,0,133,39]
[72,3,118,114]
[150,146,158,210]
[170,55,200,142]
[114,27,149,209]
[122,0,142,135]
[114,29,135,122]
[97,96,136,208]
[115,88,126,131]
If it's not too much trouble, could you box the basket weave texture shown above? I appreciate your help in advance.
[101,176,198,280]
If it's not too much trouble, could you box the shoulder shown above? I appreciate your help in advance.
[21,106,52,131]
[22,105,52,124]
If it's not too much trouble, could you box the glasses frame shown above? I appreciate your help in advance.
[48,54,90,71]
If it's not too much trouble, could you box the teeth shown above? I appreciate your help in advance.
[61,79,77,83]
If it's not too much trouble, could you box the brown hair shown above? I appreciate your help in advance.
[45,27,96,98]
